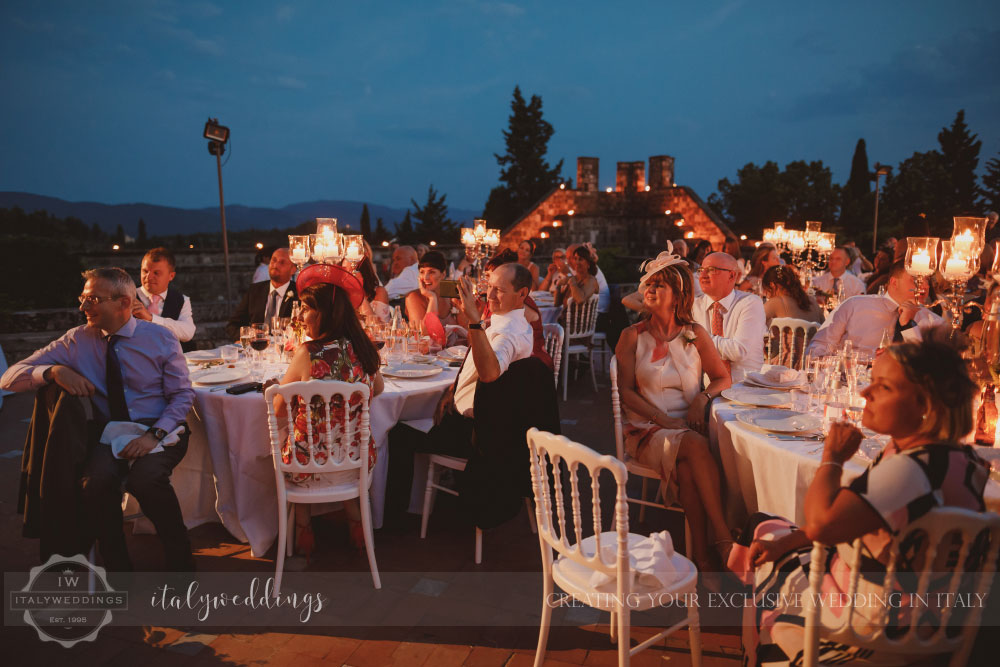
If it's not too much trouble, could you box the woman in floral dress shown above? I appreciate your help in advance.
[273,264,383,553]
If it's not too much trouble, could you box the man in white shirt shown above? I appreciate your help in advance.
[692,252,766,382]
[811,247,866,301]
[384,245,420,302]
[132,247,195,343]
[807,263,944,356]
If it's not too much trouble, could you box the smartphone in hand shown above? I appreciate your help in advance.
[439,280,460,299]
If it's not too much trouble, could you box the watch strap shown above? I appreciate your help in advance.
[469,321,483,330]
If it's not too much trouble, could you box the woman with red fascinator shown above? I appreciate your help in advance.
[273,264,384,556]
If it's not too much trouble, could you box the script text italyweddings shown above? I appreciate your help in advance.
[150,577,326,623]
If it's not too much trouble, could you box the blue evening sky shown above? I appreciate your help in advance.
[2,1,998,213]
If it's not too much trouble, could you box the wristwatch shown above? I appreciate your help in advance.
[701,390,713,401]
[147,426,168,441]
[469,321,483,330]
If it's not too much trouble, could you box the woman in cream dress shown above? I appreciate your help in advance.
[615,245,734,573]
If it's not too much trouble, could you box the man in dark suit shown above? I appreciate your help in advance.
[226,247,299,339]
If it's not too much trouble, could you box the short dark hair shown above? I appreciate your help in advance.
[888,260,909,281]
[502,263,533,291]
[144,246,176,270]
[486,248,518,271]
[418,250,447,273]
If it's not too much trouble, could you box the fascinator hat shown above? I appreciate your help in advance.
[639,242,690,288]
[296,263,365,309]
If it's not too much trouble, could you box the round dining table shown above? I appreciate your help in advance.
[130,358,458,556]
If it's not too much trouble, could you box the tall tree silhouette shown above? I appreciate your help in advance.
[395,211,416,244]
[839,139,872,238]
[373,217,390,244]
[411,185,456,242]
[980,155,1000,213]
[937,109,981,213]
[359,204,372,241]
[483,86,563,228]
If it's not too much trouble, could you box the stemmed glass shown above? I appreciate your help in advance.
[249,323,270,381]
[239,326,254,364]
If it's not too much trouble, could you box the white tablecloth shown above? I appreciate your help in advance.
[134,365,457,556]
[711,398,1000,530]
[538,305,561,324]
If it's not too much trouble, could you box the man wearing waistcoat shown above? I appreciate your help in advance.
[133,247,196,345]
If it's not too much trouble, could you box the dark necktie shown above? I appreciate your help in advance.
[265,290,280,321]
[106,334,130,421]
[833,277,842,297]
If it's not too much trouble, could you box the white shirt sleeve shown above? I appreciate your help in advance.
[807,300,850,357]
[385,264,419,300]
[151,295,196,342]
[713,294,766,365]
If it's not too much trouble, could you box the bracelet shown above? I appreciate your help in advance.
[818,461,843,470]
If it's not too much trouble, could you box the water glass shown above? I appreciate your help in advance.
[221,345,240,366]
[790,389,810,413]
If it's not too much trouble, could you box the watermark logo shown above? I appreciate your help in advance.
[9,554,128,648]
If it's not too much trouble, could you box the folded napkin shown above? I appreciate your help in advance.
[588,530,679,592]
[762,366,800,384]
[100,421,185,459]
[442,344,468,358]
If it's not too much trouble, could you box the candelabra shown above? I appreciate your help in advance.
[904,236,939,301]
[460,219,501,292]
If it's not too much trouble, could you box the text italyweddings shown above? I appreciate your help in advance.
[151,577,327,623]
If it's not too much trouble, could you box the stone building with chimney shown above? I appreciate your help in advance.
[499,155,733,259]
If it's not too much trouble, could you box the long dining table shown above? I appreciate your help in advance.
[709,388,1000,531]
[130,357,458,556]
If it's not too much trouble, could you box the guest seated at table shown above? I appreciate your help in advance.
[807,262,944,357]
[517,239,541,291]
[554,245,598,307]
[686,239,713,270]
[723,236,747,276]
[728,327,989,666]
[225,248,298,340]
[811,247,865,304]
[539,247,567,293]
[451,244,476,280]
[762,265,823,324]
[616,248,734,576]
[484,249,552,370]
[739,245,781,294]
[694,251,767,382]
[272,264,383,555]
[132,246,196,345]
[405,250,462,330]
[384,245,419,304]
[354,239,390,322]
[863,246,895,294]
[1,267,196,570]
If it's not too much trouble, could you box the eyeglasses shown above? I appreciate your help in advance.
[695,267,736,278]
[78,295,120,308]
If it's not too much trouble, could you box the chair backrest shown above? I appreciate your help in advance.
[526,428,631,595]
[802,506,1000,667]
[766,316,819,370]
[264,380,372,486]
[609,355,626,462]
[565,294,600,341]
[542,322,564,387]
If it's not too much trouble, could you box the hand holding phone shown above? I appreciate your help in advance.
[439,280,460,299]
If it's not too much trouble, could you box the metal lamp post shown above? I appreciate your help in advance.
[871,162,892,255]
[204,118,233,305]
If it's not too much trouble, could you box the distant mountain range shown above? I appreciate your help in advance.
[0,191,483,236]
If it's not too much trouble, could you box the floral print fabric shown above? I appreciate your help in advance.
[281,339,377,484]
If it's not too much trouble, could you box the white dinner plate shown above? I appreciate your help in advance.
[409,354,437,363]
[721,386,791,408]
[736,408,822,433]
[185,349,223,362]
[383,364,445,379]
[438,346,468,361]
[190,366,249,385]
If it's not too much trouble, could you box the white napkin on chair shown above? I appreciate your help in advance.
[588,530,679,592]
[100,421,185,459]
[762,365,800,384]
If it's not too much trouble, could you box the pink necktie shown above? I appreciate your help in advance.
[150,294,163,316]
[710,302,732,373]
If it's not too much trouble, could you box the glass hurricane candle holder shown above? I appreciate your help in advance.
[316,217,338,239]
[288,235,311,269]
[952,216,988,255]
[343,235,365,272]
[905,236,939,299]
[473,218,487,242]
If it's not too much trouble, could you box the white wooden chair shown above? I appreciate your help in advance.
[542,322,564,388]
[264,381,380,595]
[561,294,601,401]
[766,316,819,370]
[803,507,1000,667]
[526,428,702,667]
[420,453,536,564]
[610,355,691,547]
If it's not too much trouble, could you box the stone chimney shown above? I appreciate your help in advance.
[616,161,646,193]
[576,157,599,192]
[648,155,675,191]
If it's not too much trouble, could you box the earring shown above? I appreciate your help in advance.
[921,413,928,422]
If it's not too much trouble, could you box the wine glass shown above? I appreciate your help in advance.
[239,326,254,362]
[249,324,270,380]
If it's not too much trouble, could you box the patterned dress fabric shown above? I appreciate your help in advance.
[728,442,988,667]
[282,338,377,484]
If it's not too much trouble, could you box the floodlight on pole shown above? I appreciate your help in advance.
[204,117,233,304]
[871,162,892,255]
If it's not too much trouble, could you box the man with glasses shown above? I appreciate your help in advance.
[2,267,196,571]
[692,252,766,382]
[810,247,865,304]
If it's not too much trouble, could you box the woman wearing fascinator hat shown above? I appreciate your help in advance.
[272,263,384,557]
[615,243,736,574]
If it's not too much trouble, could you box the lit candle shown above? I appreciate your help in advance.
[909,250,930,274]
[790,234,805,251]
[953,230,976,254]
[292,247,307,262]
[944,255,968,278]
[345,242,363,261]
[474,220,486,241]
[485,229,500,247]
[818,238,832,252]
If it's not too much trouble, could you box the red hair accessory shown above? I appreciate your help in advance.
[295,264,365,309]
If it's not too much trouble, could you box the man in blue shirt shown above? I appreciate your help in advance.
[2,267,196,571]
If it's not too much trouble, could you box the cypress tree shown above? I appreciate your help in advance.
[359,204,372,241]
[937,109,981,213]
[839,139,872,238]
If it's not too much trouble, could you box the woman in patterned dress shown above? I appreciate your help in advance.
[273,264,383,554]
[728,326,989,666]
[615,246,734,576]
